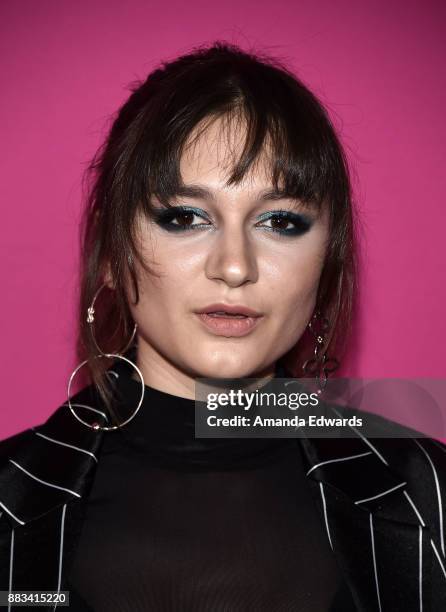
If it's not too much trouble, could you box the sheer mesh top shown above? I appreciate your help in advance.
[66,363,357,611]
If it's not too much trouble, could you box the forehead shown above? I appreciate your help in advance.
[179,114,275,193]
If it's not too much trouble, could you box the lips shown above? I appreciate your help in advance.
[196,303,263,318]
[194,304,264,337]
[206,312,247,318]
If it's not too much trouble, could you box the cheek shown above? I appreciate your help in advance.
[131,276,181,319]
[130,235,194,299]
[267,243,326,313]
[126,249,198,342]
[267,266,322,357]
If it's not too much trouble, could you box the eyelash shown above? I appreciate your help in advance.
[152,206,313,237]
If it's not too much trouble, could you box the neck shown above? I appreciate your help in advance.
[129,339,277,401]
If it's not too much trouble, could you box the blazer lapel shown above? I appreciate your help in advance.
[0,384,106,608]
[297,419,434,611]
[0,384,105,529]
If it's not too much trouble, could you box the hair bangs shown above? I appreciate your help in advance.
[132,60,341,219]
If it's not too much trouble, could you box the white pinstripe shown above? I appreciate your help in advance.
[419,525,423,612]
[413,438,445,557]
[8,528,14,612]
[318,482,333,550]
[369,513,382,612]
[431,539,446,579]
[329,406,389,465]
[403,490,446,584]
[354,482,407,505]
[8,460,81,498]
[0,500,25,526]
[32,430,98,463]
[53,504,67,611]
[306,451,373,476]
[62,403,109,422]
[404,490,426,526]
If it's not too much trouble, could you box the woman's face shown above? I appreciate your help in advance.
[122,117,330,392]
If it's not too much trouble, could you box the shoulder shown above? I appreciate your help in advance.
[379,432,446,492]
[328,401,446,486]
[0,381,104,474]
[359,406,446,469]
[0,426,35,462]
[0,387,104,530]
[350,406,446,522]
[367,403,445,457]
[0,401,66,459]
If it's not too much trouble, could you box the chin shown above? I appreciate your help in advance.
[192,359,263,381]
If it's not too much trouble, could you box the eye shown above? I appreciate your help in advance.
[152,206,211,232]
[256,210,313,236]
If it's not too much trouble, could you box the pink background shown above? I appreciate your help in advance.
[1,1,445,438]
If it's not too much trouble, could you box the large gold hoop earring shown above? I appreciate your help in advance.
[66,283,144,431]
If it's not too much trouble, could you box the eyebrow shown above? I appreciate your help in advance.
[173,184,300,204]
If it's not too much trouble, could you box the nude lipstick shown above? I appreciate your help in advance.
[194,303,264,337]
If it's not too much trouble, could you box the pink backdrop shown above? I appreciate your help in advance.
[1,0,445,438]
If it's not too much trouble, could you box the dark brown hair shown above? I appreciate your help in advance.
[76,41,358,419]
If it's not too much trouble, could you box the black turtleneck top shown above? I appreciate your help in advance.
[66,362,357,611]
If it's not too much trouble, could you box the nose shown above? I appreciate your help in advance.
[205,227,259,287]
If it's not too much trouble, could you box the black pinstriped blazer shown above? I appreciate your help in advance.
[1,368,446,611]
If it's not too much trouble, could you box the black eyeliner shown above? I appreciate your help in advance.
[256,210,313,236]
[152,206,210,232]
[152,206,313,236]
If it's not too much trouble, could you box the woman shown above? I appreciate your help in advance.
[0,42,445,612]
